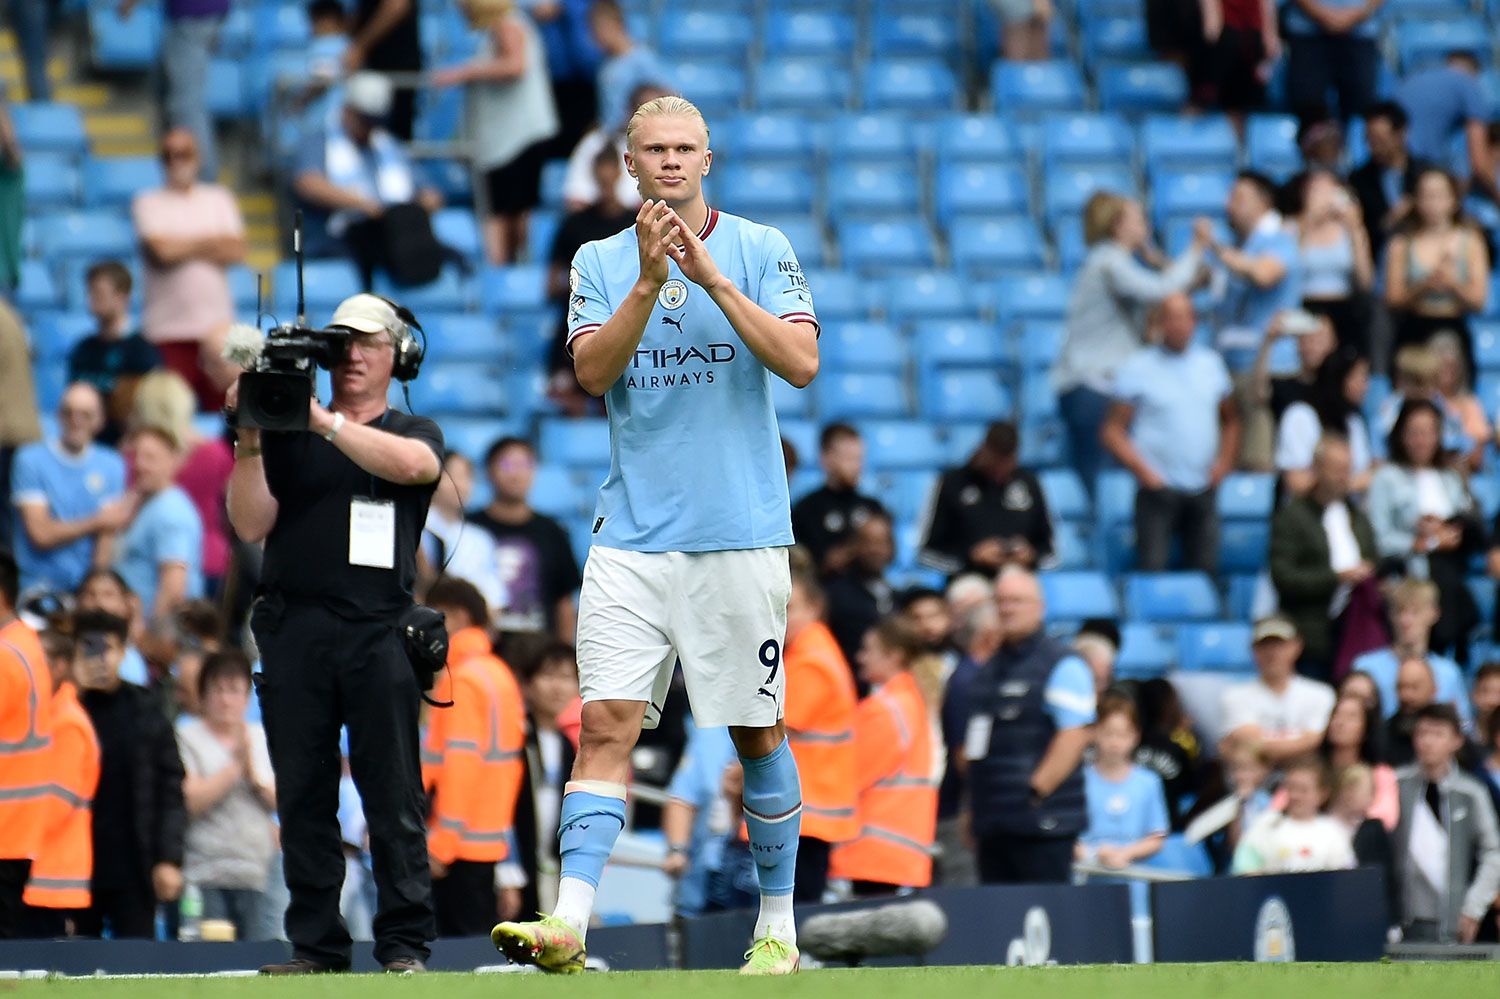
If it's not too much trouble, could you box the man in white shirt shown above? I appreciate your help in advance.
[421,451,503,621]
[1219,615,1337,764]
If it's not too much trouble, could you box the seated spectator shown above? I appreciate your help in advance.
[66,261,162,445]
[1322,694,1400,829]
[1383,169,1490,375]
[1393,704,1500,942]
[1330,763,1396,915]
[176,650,276,941]
[1186,735,1276,861]
[114,426,205,624]
[1101,293,1239,574]
[1076,693,1169,870]
[1232,755,1355,875]
[1430,331,1488,470]
[1187,0,1276,130]
[561,82,662,211]
[587,1,670,131]
[1387,657,1439,768]
[1340,668,1382,715]
[1279,0,1380,124]
[1352,579,1472,727]
[1350,101,1431,258]
[1296,109,1346,174]
[1072,621,1120,697]
[1219,616,1338,766]
[1396,50,1500,205]
[1207,171,1302,385]
[828,618,939,895]
[1275,345,1373,496]
[1291,169,1375,355]
[70,609,186,940]
[990,0,1052,62]
[75,568,150,688]
[420,451,503,620]
[792,424,888,578]
[918,422,1052,579]
[11,384,130,593]
[1369,401,1483,663]
[1269,435,1378,678]
[132,128,244,412]
[292,72,446,287]
[1373,344,1473,462]
[430,0,559,264]
[661,722,737,918]
[1474,664,1500,750]
[468,437,581,641]
[513,641,580,918]
[824,511,897,667]
[1135,678,1204,830]
[1055,192,1206,492]
[1249,310,1336,426]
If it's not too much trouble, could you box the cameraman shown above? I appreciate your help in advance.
[226,294,442,974]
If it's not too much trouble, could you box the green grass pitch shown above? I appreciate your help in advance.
[6,964,1493,999]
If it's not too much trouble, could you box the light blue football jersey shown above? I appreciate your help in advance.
[566,208,818,553]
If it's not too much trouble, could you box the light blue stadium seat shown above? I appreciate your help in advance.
[406,364,508,417]
[1384,0,1474,18]
[772,376,812,419]
[422,314,509,365]
[1016,320,1065,372]
[258,1,312,51]
[764,11,857,60]
[30,312,96,367]
[1096,469,1137,524]
[1225,573,1262,621]
[1473,321,1500,373]
[826,164,920,220]
[718,113,824,167]
[431,208,482,260]
[1039,468,1089,520]
[206,59,250,118]
[425,158,474,207]
[871,13,960,59]
[479,264,548,317]
[1218,472,1275,519]
[16,261,61,313]
[1125,572,1221,622]
[944,422,988,464]
[753,59,850,112]
[817,371,910,420]
[1081,16,1150,65]
[829,113,919,165]
[1142,115,1239,172]
[935,114,1024,164]
[779,419,818,463]
[32,358,69,414]
[226,264,261,313]
[1115,622,1177,679]
[89,4,161,70]
[875,470,937,522]
[674,61,746,116]
[837,219,936,274]
[503,316,559,368]
[864,421,945,471]
[1472,473,1500,521]
[526,208,560,264]
[33,211,136,264]
[539,417,612,468]
[1040,113,1134,167]
[1398,19,1491,72]
[22,154,79,209]
[716,165,815,216]
[886,271,977,324]
[1051,521,1094,570]
[1153,170,1235,230]
[215,4,254,55]
[993,274,1071,325]
[1246,114,1302,180]
[530,464,589,521]
[1219,520,1270,574]
[990,61,1087,114]
[863,59,958,111]
[757,215,826,270]
[11,103,88,157]
[934,163,1029,226]
[438,417,519,463]
[1098,62,1189,113]
[272,258,362,314]
[1041,570,1120,619]
[913,320,1008,377]
[949,217,1048,276]
[818,321,905,373]
[803,269,867,320]
[1020,372,1060,423]
[1076,0,1147,18]
[1042,166,1135,228]
[1468,576,1496,629]
[539,159,568,209]
[1178,622,1255,672]
[659,10,753,59]
[80,155,164,210]
[922,371,1012,422]
[1055,220,1088,272]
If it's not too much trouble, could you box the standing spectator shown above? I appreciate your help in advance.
[936,599,999,887]
[1349,102,1432,258]
[430,0,559,264]
[1219,616,1338,766]
[991,0,1052,62]
[67,262,162,446]
[1275,346,1374,496]
[1269,435,1378,676]
[1250,311,1337,426]
[1393,704,1500,942]
[1076,694,1169,870]
[0,550,49,939]
[1189,0,1278,131]
[1386,658,1438,767]
[828,618,938,895]
[176,650,276,941]
[792,424,888,578]
[1397,51,1500,205]
[1232,756,1355,873]
[825,511,897,667]
[1429,332,1488,470]
[1383,169,1490,373]
[75,569,150,688]
[1135,678,1205,829]
[114,426,205,625]
[526,0,602,156]
[1279,0,1384,122]
[132,128,245,412]
[1054,192,1207,492]
[513,642,579,919]
[1292,170,1375,354]
[561,82,663,211]
[1322,694,1399,829]
[7,0,49,102]
[1352,579,1472,727]
[70,609,186,939]
[917,422,1053,579]
[11,384,130,593]
[345,0,423,142]
[470,437,581,641]
[1101,293,1239,574]
[0,299,41,551]
[965,569,1096,885]
[586,1,670,132]
[118,0,228,180]
[420,452,503,619]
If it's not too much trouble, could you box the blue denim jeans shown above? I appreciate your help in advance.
[162,15,222,180]
[1058,384,1115,497]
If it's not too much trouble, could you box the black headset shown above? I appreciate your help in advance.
[374,296,425,383]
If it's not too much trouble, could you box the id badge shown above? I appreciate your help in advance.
[349,498,396,569]
[963,715,994,761]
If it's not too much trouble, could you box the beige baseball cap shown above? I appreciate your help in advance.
[1251,615,1299,644]
[328,293,401,338]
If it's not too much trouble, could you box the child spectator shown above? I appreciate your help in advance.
[75,568,149,688]
[1133,678,1203,830]
[513,641,580,918]
[65,262,161,446]
[1232,755,1355,874]
[1330,763,1395,920]
[1076,694,1170,869]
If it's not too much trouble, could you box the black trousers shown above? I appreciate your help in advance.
[252,596,434,968]
[793,837,831,904]
[432,860,497,938]
[0,859,30,939]
[73,883,157,939]
[976,833,1075,885]
[1285,33,1379,121]
[1134,486,1219,575]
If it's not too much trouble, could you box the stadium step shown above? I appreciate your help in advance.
[83,111,152,142]
[54,82,113,109]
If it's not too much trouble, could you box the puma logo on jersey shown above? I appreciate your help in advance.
[661,314,684,335]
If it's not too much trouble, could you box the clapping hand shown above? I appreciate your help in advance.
[635,201,678,290]
[662,208,725,291]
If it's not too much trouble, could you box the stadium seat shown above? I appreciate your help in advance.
[817,371,910,421]
[478,264,549,318]
[1124,572,1222,622]
[716,165,816,216]
[1217,473,1275,519]
[772,375,812,419]
[272,259,362,314]
[1096,469,1137,524]
[1468,576,1496,629]
[206,59,250,118]
[934,114,1024,165]
[438,417,521,464]
[431,208,483,260]
[1042,166,1136,228]
[659,10,753,59]
[1219,520,1271,574]
[992,274,1071,325]
[22,154,79,209]
[1398,19,1491,72]
[1055,220,1088,272]
[405,364,508,417]
[89,4,162,70]
[1040,113,1135,167]
[948,217,1048,275]
[1153,170,1235,230]
[753,60,851,112]
[826,164,921,220]
[427,158,474,207]
[10,103,89,157]
[1177,622,1255,672]
[32,358,68,414]
[1041,570,1120,620]
[1038,468,1090,521]
[718,113,824,168]
[15,261,61,313]
[529,464,590,521]
[1472,472,1500,519]
[32,211,136,264]
[886,271,977,325]
[828,113,920,165]
[1141,115,1239,173]
[422,314,510,365]
[763,11,857,60]
[1081,16,1150,65]
[1473,321,1500,374]
[864,421,946,471]
[837,219,936,274]
[1245,114,1302,180]
[921,371,1012,422]
[934,163,1030,226]
[1115,622,1178,679]
[215,4,254,56]
[818,321,906,373]
[673,61,747,116]
[1097,63,1189,113]
[758,215,827,270]
[1385,0,1474,18]
[1225,573,1264,621]
[862,59,959,112]
[990,61,1087,114]
[80,156,164,210]
[912,320,1009,377]
[257,1,312,51]
[870,13,960,59]
[1051,521,1094,570]
[1016,321,1065,372]
[226,264,262,314]
[539,417,612,468]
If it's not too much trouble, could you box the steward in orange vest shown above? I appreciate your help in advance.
[781,567,858,902]
[421,579,526,937]
[0,553,52,938]
[829,618,937,891]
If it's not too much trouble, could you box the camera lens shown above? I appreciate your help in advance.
[258,381,299,422]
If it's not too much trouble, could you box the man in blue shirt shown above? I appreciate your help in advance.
[1397,51,1500,205]
[1101,293,1240,575]
[10,383,130,593]
[114,426,203,623]
[492,95,818,977]
[1281,0,1384,121]
[587,1,671,133]
[1208,171,1303,374]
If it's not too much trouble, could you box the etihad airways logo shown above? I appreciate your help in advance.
[625,343,737,389]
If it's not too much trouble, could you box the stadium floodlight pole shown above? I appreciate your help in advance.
[294,208,306,327]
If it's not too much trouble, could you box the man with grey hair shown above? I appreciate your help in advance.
[936,597,1002,886]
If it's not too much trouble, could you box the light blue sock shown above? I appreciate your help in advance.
[740,738,802,897]
[557,790,626,890]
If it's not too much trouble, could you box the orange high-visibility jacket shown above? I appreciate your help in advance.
[783,621,859,844]
[0,618,52,863]
[24,682,100,909]
[828,670,937,888]
[422,627,526,864]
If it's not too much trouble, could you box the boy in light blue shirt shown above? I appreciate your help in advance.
[113,427,203,621]
[1078,695,1169,870]
[663,723,738,917]
[1351,579,1472,726]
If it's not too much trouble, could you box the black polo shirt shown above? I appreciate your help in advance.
[790,484,887,570]
[918,464,1053,577]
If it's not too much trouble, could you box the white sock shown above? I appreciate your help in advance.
[551,877,597,943]
[754,892,796,946]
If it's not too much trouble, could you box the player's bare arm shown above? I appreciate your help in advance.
[572,200,682,396]
[664,207,819,388]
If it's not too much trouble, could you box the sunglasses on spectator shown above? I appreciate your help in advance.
[161,147,197,162]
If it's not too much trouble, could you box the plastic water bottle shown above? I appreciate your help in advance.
[179,883,203,942]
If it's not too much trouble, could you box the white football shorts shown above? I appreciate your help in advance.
[575,545,791,730]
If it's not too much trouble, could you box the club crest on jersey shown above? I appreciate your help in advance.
[658,279,688,310]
